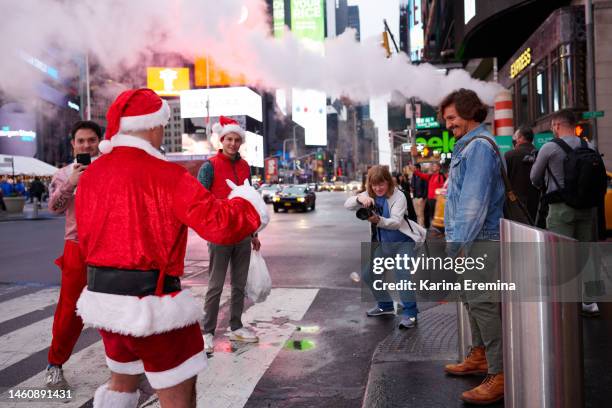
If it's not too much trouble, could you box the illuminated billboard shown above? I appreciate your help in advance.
[240,131,264,168]
[147,67,190,96]
[193,57,247,87]
[180,87,262,122]
[273,0,286,39]
[290,0,327,146]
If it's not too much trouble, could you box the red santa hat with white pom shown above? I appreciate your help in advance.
[212,116,245,141]
[99,88,170,154]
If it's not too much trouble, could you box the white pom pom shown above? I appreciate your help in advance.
[99,139,113,154]
[212,123,223,135]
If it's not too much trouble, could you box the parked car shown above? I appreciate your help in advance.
[260,184,281,203]
[273,185,316,212]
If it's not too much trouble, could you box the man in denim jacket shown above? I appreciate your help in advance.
[440,89,505,405]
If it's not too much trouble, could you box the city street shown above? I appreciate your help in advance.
[0,192,402,407]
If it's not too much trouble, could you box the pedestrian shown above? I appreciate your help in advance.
[530,109,607,317]
[44,120,102,390]
[74,89,268,408]
[14,178,26,196]
[344,165,422,329]
[410,164,428,227]
[439,89,505,405]
[197,116,262,354]
[409,162,445,227]
[504,126,539,223]
[29,176,45,207]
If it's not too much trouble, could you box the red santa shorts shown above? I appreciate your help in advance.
[99,323,206,389]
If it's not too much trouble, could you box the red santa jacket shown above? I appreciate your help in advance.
[414,170,446,200]
[207,151,251,199]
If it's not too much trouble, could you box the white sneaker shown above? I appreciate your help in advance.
[229,327,259,343]
[45,365,68,390]
[204,333,214,354]
[582,302,600,317]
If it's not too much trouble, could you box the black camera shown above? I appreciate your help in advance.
[356,206,382,220]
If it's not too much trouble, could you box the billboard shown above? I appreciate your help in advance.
[273,0,286,39]
[193,57,247,87]
[291,0,327,146]
[147,67,190,96]
[240,131,264,168]
[180,87,262,121]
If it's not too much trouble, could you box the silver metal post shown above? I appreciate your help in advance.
[456,302,472,361]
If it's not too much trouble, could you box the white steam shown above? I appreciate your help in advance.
[0,0,502,105]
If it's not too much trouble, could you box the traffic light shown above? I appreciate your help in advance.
[316,152,323,160]
[381,32,391,58]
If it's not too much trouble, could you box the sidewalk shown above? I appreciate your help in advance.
[0,202,60,222]
[362,301,611,408]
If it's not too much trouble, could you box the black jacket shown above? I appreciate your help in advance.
[504,143,540,222]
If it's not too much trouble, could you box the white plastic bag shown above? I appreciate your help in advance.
[246,250,271,303]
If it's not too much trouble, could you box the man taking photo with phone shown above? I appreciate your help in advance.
[45,120,101,389]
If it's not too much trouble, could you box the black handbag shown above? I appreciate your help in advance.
[461,136,534,226]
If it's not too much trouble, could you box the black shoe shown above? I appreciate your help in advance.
[366,306,395,317]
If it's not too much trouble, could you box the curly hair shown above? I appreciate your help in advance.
[438,88,488,123]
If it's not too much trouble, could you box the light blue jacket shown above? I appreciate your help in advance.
[445,124,505,245]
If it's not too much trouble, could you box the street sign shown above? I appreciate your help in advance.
[401,143,411,152]
[4,157,14,163]
[582,111,604,119]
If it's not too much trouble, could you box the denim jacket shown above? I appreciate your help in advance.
[445,124,505,245]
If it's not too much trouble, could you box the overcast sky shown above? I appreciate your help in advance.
[347,0,400,43]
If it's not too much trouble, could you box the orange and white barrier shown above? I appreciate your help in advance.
[494,90,514,136]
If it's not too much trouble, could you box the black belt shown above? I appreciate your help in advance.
[87,266,181,296]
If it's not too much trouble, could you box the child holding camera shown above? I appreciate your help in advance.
[345,165,425,329]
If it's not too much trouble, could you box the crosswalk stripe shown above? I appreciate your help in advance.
[142,288,319,408]
[0,288,58,324]
[0,341,107,407]
[0,317,54,371]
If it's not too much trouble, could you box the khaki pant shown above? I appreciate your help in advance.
[413,198,426,227]
[203,237,252,334]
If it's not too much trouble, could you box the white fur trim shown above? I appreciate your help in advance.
[219,124,245,139]
[104,134,166,160]
[227,179,269,232]
[76,288,201,337]
[105,357,145,375]
[119,99,170,133]
[212,122,223,135]
[93,384,140,408]
[145,352,207,389]
[98,140,113,154]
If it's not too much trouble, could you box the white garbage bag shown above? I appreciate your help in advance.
[246,250,271,303]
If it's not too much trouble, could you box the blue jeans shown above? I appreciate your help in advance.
[362,242,418,318]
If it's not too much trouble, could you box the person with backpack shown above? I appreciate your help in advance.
[531,109,607,316]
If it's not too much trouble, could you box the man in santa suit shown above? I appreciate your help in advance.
[75,88,268,408]
[45,120,102,389]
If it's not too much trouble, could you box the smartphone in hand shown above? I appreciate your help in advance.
[76,153,91,166]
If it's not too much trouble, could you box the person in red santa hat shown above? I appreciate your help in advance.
[197,116,262,353]
[74,88,269,408]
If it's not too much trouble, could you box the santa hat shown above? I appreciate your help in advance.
[212,116,245,142]
[99,88,170,154]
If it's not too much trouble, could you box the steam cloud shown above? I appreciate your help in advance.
[0,0,503,105]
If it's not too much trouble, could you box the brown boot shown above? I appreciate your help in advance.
[445,346,488,376]
[460,373,504,405]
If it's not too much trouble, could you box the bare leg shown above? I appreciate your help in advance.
[108,372,141,392]
[157,376,197,408]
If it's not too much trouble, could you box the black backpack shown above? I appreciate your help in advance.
[546,138,607,209]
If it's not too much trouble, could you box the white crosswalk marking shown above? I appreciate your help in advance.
[1,342,108,408]
[0,317,53,370]
[0,287,59,324]
[142,288,319,408]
